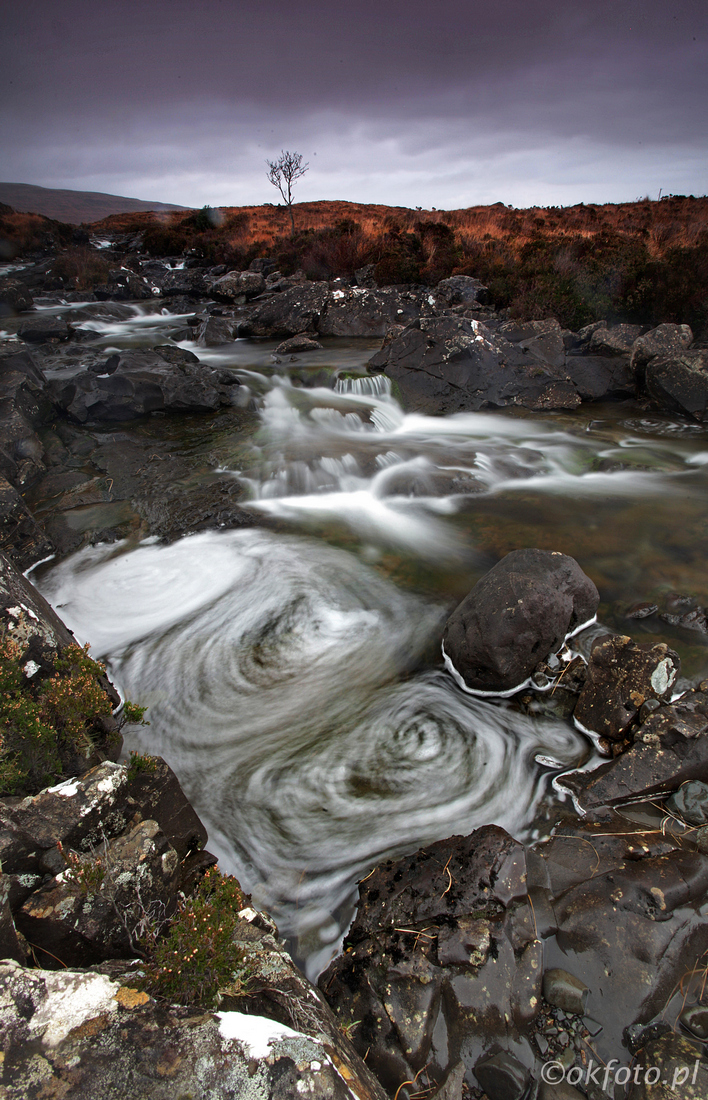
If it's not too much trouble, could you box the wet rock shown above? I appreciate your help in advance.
[539,1082,585,1100]
[275,333,324,354]
[542,969,589,1015]
[626,602,658,620]
[49,345,239,421]
[0,279,34,314]
[319,287,422,337]
[17,316,71,343]
[645,348,708,420]
[631,322,693,379]
[196,315,235,345]
[94,270,154,301]
[368,315,581,414]
[573,636,680,740]
[679,1004,708,1040]
[427,1061,465,1100]
[474,1050,531,1100]
[665,779,708,825]
[563,687,708,810]
[241,282,330,338]
[0,959,386,1100]
[320,826,531,1094]
[628,1032,708,1098]
[442,548,599,694]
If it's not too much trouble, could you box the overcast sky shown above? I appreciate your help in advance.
[2,0,706,209]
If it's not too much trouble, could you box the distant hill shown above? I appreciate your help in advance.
[0,183,191,225]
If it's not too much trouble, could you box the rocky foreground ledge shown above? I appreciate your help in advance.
[3,542,708,1098]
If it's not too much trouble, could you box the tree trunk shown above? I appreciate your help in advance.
[287,203,295,236]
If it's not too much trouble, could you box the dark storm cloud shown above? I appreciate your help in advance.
[2,0,707,206]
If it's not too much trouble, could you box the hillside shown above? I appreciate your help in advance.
[0,182,191,224]
[93,196,708,336]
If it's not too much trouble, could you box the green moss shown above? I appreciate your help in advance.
[0,639,112,795]
[141,867,250,1007]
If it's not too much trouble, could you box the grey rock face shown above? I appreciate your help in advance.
[318,287,421,337]
[242,282,330,338]
[630,322,693,377]
[645,348,708,420]
[442,549,599,693]
[367,316,581,414]
[0,959,386,1100]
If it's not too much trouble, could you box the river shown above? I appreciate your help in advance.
[23,301,708,978]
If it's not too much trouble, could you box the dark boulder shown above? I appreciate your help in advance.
[241,283,330,339]
[17,316,70,343]
[367,316,581,414]
[211,270,266,301]
[645,349,708,420]
[48,346,238,422]
[154,269,209,298]
[630,322,693,380]
[565,354,636,400]
[588,323,644,357]
[573,635,680,740]
[497,318,565,369]
[94,269,154,302]
[319,287,422,337]
[628,1033,708,1098]
[442,549,599,694]
[275,333,323,354]
[434,275,488,307]
[0,280,34,315]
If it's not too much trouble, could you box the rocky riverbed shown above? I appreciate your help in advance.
[1,236,708,1099]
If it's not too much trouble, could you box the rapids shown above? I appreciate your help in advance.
[26,302,708,976]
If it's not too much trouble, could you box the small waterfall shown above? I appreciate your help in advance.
[334,373,392,397]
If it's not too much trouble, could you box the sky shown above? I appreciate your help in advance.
[2,0,707,210]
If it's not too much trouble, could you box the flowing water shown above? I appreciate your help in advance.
[25,302,708,977]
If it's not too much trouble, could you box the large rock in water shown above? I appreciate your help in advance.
[645,348,708,420]
[442,549,599,693]
[367,316,581,414]
[49,346,240,422]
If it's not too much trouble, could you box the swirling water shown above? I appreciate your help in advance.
[31,305,708,975]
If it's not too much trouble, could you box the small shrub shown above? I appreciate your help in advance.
[57,840,106,896]
[0,639,144,797]
[126,749,157,782]
[141,867,249,1007]
[52,247,111,289]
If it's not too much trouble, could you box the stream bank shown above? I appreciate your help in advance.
[2,243,708,1098]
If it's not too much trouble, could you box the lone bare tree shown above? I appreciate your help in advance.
[266,150,309,235]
